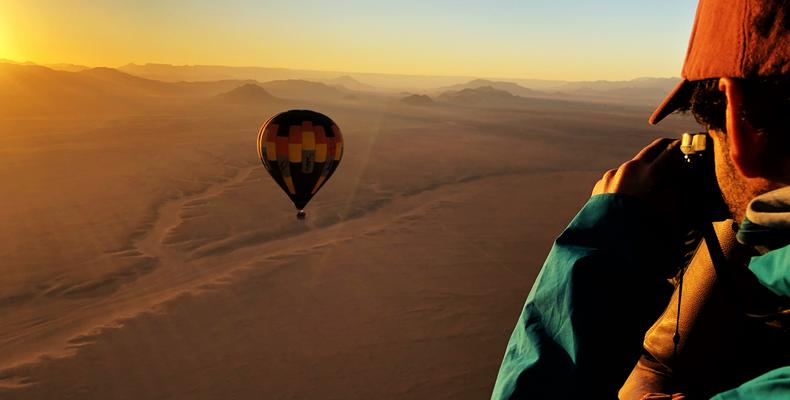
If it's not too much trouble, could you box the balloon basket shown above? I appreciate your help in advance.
[296,210,306,220]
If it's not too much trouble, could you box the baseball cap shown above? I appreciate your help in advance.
[649,0,790,125]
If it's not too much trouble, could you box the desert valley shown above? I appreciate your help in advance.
[0,61,698,399]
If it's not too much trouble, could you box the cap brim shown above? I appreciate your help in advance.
[648,79,693,125]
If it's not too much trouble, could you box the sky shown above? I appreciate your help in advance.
[0,0,698,81]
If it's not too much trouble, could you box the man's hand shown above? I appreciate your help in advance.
[593,138,687,220]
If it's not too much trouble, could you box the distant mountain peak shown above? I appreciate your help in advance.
[437,86,521,107]
[467,79,495,85]
[215,83,277,104]
[224,82,271,94]
[259,79,349,101]
[440,79,547,99]
[400,94,434,106]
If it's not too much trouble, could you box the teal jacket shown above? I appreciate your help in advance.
[492,193,790,399]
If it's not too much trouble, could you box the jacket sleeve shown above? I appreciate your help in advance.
[710,367,790,399]
[492,194,677,399]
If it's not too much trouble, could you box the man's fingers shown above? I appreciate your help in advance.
[592,168,617,195]
[592,179,603,195]
[632,138,675,162]
[602,168,617,190]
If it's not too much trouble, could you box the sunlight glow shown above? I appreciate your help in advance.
[0,12,18,62]
[0,1,697,80]
[0,23,7,59]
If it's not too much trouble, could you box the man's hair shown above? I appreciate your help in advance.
[677,1,790,135]
[681,77,790,139]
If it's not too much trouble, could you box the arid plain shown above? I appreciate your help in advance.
[0,62,697,399]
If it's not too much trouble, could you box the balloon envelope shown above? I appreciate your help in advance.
[256,110,344,210]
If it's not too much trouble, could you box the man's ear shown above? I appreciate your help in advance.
[718,77,767,178]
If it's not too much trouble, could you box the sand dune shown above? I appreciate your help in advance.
[213,84,281,105]
[0,65,699,398]
[2,171,596,399]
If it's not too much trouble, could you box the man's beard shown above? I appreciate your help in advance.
[715,137,755,223]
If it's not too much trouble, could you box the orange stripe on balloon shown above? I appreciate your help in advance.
[265,141,277,161]
[302,121,314,136]
[267,124,279,142]
[302,130,315,150]
[264,124,279,160]
[315,145,327,162]
[288,125,303,162]
[327,136,336,158]
[331,124,343,160]
[289,125,302,143]
[289,143,302,162]
[331,124,343,141]
[284,176,296,194]
[314,126,328,162]
[315,126,328,144]
[276,136,289,158]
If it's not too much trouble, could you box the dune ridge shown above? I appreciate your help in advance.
[0,169,597,398]
[0,167,538,383]
[0,158,529,376]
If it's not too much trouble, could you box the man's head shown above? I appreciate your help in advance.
[650,0,790,222]
[682,77,790,222]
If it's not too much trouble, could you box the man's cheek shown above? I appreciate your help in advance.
[710,132,727,190]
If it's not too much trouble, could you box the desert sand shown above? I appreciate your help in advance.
[0,63,698,399]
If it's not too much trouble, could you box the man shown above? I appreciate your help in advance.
[492,0,789,398]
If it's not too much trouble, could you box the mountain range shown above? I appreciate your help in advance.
[0,61,676,117]
[0,63,353,116]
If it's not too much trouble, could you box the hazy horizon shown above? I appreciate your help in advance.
[0,57,683,98]
[0,1,696,81]
[1,57,682,84]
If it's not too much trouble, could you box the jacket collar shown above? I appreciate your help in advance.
[736,186,790,297]
[737,186,790,251]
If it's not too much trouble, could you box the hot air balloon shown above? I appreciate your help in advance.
[256,110,344,219]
